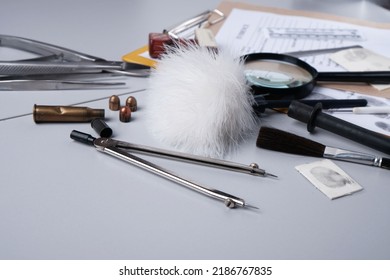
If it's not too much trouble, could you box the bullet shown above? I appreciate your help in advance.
[119,106,131,122]
[33,104,104,123]
[109,95,120,111]
[125,96,138,112]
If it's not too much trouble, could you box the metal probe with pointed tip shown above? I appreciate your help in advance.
[70,130,262,209]
[70,130,277,178]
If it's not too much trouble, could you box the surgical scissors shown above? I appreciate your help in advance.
[0,34,150,90]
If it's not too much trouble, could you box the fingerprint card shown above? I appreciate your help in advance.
[295,159,363,199]
[330,47,390,91]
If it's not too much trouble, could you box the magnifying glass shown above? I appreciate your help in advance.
[242,52,390,100]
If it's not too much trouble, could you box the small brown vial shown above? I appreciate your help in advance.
[119,106,131,122]
[109,95,120,111]
[125,96,138,112]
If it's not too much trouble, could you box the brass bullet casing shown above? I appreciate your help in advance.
[33,104,104,123]
[125,96,138,112]
[119,106,131,122]
[109,95,120,111]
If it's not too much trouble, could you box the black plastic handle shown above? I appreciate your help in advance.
[287,101,390,155]
[70,130,96,146]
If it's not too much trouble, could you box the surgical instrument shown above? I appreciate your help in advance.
[0,34,150,90]
[0,34,150,76]
[0,78,125,90]
[0,60,140,76]
[70,130,275,209]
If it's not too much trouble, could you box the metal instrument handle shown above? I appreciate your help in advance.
[0,79,125,91]
[0,34,150,77]
[0,34,101,62]
[324,147,382,167]
[0,61,123,75]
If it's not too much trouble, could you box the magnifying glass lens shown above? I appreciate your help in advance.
[244,59,313,89]
[242,53,320,99]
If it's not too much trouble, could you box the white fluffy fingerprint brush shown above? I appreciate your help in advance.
[145,45,257,158]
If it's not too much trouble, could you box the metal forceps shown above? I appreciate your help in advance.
[0,34,150,90]
[71,130,277,209]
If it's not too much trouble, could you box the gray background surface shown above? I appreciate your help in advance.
[1,0,389,259]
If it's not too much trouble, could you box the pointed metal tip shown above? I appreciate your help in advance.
[250,168,278,178]
[244,204,260,210]
[265,172,278,178]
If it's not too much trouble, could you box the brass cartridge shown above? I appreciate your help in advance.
[33,104,104,123]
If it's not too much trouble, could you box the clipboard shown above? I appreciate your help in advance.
[207,1,390,99]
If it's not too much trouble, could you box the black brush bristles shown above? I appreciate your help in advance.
[256,126,326,157]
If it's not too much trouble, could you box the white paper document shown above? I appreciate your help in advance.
[330,47,390,90]
[215,9,390,72]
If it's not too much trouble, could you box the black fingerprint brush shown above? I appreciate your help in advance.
[256,126,390,170]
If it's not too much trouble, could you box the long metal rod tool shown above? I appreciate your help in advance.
[108,139,276,177]
[70,130,259,209]
[70,131,276,178]
[99,144,257,209]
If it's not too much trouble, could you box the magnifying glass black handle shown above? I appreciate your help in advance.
[317,71,390,84]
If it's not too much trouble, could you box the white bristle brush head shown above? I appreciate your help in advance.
[144,44,257,158]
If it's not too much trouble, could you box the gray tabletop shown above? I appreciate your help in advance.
[1,0,389,260]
